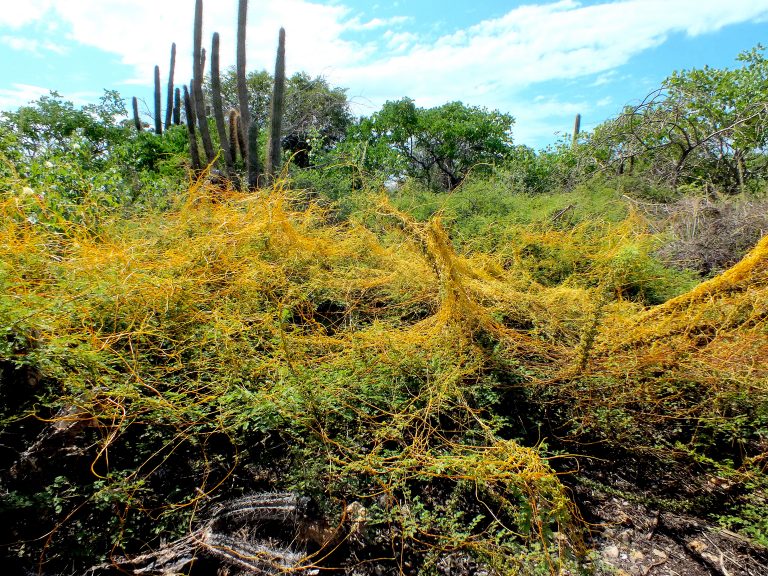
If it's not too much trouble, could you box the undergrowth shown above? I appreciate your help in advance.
[0,170,766,573]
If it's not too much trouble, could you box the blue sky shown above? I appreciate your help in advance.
[1,0,767,149]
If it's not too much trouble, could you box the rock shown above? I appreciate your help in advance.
[618,529,632,543]
[603,544,620,559]
[651,548,668,560]
[629,549,644,561]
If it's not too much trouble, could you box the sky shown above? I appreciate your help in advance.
[1,0,767,149]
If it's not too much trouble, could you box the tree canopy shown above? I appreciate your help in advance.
[352,98,515,190]
[587,45,768,193]
[1,90,126,164]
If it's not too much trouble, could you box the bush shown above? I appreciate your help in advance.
[657,195,768,275]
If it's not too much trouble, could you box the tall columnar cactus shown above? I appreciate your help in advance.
[165,43,176,130]
[173,88,181,125]
[192,0,216,165]
[228,109,241,162]
[188,81,197,125]
[572,113,581,148]
[183,85,202,172]
[211,32,237,185]
[154,65,163,135]
[266,28,286,182]
[236,112,247,162]
[248,121,260,188]
[237,0,258,189]
[132,96,142,132]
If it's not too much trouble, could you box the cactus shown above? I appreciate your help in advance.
[183,85,202,172]
[132,96,142,131]
[211,32,238,186]
[154,65,162,134]
[192,0,216,165]
[188,81,197,124]
[173,87,181,125]
[248,120,260,189]
[165,43,176,130]
[236,113,247,164]
[193,0,203,79]
[228,109,241,162]
[237,0,258,189]
[266,28,286,182]
[572,113,581,148]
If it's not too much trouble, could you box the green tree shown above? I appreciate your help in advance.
[588,45,768,193]
[354,98,515,190]
[0,91,187,211]
[1,90,127,166]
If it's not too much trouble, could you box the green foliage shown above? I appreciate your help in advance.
[351,98,514,190]
[124,125,189,173]
[206,68,352,167]
[587,44,768,193]
[716,473,768,547]
[0,91,188,214]
[603,243,698,304]
[1,90,126,166]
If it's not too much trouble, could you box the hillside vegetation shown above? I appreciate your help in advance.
[0,31,767,576]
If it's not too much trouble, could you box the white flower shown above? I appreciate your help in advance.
[26,214,38,225]
[71,143,81,150]
[44,161,54,168]
[21,186,34,196]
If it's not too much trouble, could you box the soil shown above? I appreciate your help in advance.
[572,471,768,576]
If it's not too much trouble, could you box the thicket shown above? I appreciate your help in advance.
[0,34,767,576]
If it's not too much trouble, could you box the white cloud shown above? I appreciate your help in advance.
[0,81,102,111]
[384,31,418,53]
[591,71,618,87]
[10,0,768,103]
[335,0,768,115]
[0,0,52,28]
[2,0,767,146]
[0,83,50,109]
[1,34,68,55]
[44,0,374,87]
[1,35,40,52]
[41,40,67,55]
[347,15,410,31]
